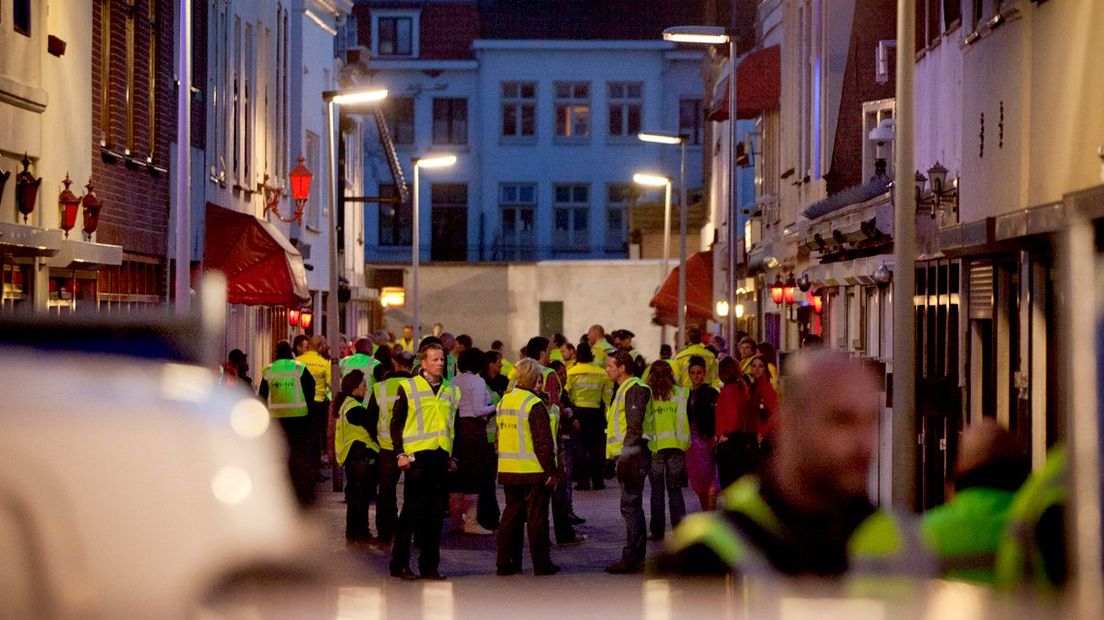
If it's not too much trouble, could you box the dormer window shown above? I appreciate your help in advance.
[373,11,418,58]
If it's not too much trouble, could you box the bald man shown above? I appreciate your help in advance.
[661,352,933,577]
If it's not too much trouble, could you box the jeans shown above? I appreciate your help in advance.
[343,442,377,541]
[649,449,687,539]
[616,448,650,565]
[390,449,449,575]
[375,449,401,541]
[497,483,554,573]
[551,435,576,541]
[277,415,316,508]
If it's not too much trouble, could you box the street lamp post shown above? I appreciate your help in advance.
[662,26,737,343]
[322,87,388,398]
[638,130,689,348]
[634,171,672,348]
[411,155,457,343]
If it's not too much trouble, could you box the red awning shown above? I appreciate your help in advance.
[203,203,310,307]
[649,250,714,326]
[707,44,781,122]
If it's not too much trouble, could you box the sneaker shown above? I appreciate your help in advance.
[463,521,496,535]
[605,559,644,574]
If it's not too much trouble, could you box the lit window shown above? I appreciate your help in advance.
[554,82,590,141]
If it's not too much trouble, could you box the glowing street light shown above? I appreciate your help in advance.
[412,154,457,341]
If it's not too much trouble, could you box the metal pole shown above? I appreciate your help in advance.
[412,162,421,343]
[174,0,191,314]
[662,181,671,282]
[726,39,738,342]
[678,139,688,349]
[891,0,917,510]
[326,100,340,398]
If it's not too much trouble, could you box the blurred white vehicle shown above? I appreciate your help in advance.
[0,318,306,619]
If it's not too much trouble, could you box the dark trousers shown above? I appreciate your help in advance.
[344,443,377,541]
[390,449,449,575]
[616,450,649,565]
[307,401,329,478]
[551,436,577,542]
[278,415,316,508]
[715,432,759,490]
[497,483,554,573]
[375,449,401,541]
[576,407,606,488]
[649,449,687,539]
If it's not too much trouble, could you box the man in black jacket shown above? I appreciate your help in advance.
[605,350,651,573]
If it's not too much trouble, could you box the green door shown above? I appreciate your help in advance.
[539,301,563,339]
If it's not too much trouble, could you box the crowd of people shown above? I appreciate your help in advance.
[228,321,1067,589]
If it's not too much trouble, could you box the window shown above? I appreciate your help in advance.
[232,17,241,182]
[605,184,631,255]
[501,82,537,140]
[553,184,590,251]
[554,81,590,141]
[14,0,30,36]
[305,131,321,229]
[378,184,411,246]
[679,97,703,146]
[244,22,253,184]
[607,82,643,138]
[433,98,467,145]
[944,0,962,32]
[385,98,415,145]
[430,184,468,261]
[500,183,537,260]
[377,15,413,56]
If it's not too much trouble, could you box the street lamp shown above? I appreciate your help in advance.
[412,154,457,342]
[639,129,690,348]
[323,87,388,399]
[663,25,737,344]
[632,172,672,281]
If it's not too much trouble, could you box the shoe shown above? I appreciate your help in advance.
[390,567,418,581]
[568,513,587,525]
[420,571,447,581]
[496,565,522,576]
[605,559,644,574]
[574,483,592,491]
[464,522,496,535]
[534,563,561,576]
[558,534,588,546]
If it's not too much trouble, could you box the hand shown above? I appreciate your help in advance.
[448,457,458,474]
[397,454,412,470]
[545,473,560,488]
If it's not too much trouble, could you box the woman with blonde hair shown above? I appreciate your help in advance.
[645,360,689,541]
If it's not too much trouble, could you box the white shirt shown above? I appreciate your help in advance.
[453,372,496,419]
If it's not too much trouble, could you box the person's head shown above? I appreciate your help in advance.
[513,358,543,392]
[755,342,777,366]
[576,342,594,364]
[491,340,505,353]
[686,326,703,345]
[307,334,325,353]
[440,332,456,353]
[551,333,567,348]
[713,336,728,356]
[419,343,446,381]
[560,342,576,361]
[775,352,881,506]
[718,356,742,385]
[228,348,248,373]
[587,324,605,346]
[550,359,567,385]
[292,334,309,355]
[342,369,367,398]
[432,322,444,338]
[275,340,295,360]
[402,325,413,339]
[458,347,484,374]
[659,344,673,360]
[749,355,770,381]
[482,350,503,377]
[688,355,707,388]
[605,350,635,383]
[456,334,473,353]
[738,336,756,360]
[373,329,391,346]
[953,419,1031,492]
[394,350,415,372]
[419,335,442,351]
[646,360,674,401]
[373,342,393,372]
[354,337,372,355]
[525,336,550,365]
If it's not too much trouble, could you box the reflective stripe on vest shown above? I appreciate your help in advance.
[648,387,690,452]
[340,353,379,382]
[335,396,378,466]
[567,363,610,408]
[401,375,459,454]
[374,377,413,451]
[496,389,543,474]
[264,359,308,417]
[995,446,1067,589]
[607,377,648,458]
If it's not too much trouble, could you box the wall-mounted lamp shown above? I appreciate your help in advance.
[734,303,745,319]
[57,174,80,238]
[288,308,301,327]
[380,286,406,308]
[915,162,959,220]
[261,156,314,224]
[783,273,797,305]
[15,154,41,223]
[716,300,730,317]
[299,310,313,331]
[770,274,785,305]
[812,289,824,315]
[873,264,893,288]
[81,180,103,240]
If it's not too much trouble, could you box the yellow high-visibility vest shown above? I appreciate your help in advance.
[567,362,613,409]
[647,386,690,452]
[400,375,459,454]
[335,396,379,466]
[263,359,309,418]
[607,376,650,459]
[495,388,553,475]
[374,376,414,451]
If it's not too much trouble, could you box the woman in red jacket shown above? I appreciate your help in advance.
[713,357,750,489]
[746,355,779,442]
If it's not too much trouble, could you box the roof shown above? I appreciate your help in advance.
[477,0,707,40]
[803,176,892,221]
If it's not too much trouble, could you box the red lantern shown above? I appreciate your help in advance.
[783,274,797,305]
[81,179,103,239]
[769,275,785,305]
[288,308,301,327]
[289,156,313,202]
[812,290,824,314]
[299,310,313,331]
[57,173,80,238]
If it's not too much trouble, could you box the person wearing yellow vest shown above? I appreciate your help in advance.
[644,360,690,542]
[672,326,718,388]
[587,324,616,368]
[559,341,576,370]
[494,359,562,576]
[388,343,460,581]
[259,340,316,508]
[994,446,1069,589]
[567,342,614,491]
[332,369,380,546]
[736,336,757,380]
[340,337,380,384]
[365,349,416,545]
[604,349,653,574]
[296,334,332,484]
[658,352,934,577]
[397,324,416,353]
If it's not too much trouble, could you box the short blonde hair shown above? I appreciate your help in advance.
[514,358,543,391]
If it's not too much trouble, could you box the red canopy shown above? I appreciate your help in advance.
[708,44,781,122]
[203,203,310,307]
[650,250,714,326]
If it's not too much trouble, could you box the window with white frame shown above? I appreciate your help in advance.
[553,184,590,251]
[374,12,417,58]
[501,82,537,141]
[605,184,631,254]
[433,98,467,145]
[500,183,536,260]
[554,81,590,141]
[385,97,415,145]
[861,99,895,183]
[679,97,703,146]
[607,82,643,138]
